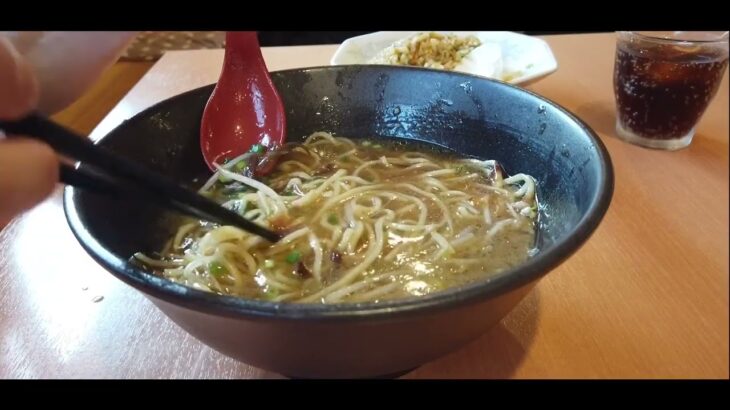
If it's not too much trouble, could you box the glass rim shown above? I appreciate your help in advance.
[619,31,729,46]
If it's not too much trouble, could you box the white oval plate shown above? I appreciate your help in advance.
[330,31,558,85]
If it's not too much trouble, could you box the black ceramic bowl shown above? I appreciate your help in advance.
[64,65,613,378]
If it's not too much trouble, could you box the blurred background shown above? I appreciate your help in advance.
[122,31,608,61]
[257,32,606,46]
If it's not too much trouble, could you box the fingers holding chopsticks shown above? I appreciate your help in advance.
[0,36,58,226]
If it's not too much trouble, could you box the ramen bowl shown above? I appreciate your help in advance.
[64,65,613,378]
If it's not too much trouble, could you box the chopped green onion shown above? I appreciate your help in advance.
[453,165,467,175]
[250,144,265,153]
[218,174,231,183]
[208,261,228,277]
[286,250,302,264]
[327,213,339,225]
[225,188,244,198]
[264,259,275,269]
[234,160,248,171]
[264,287,279,299]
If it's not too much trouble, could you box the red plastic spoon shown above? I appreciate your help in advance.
[200,31,286,174]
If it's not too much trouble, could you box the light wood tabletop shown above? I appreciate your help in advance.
[1,33,727,379]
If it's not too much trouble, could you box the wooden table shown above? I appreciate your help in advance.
[1,33,727,379]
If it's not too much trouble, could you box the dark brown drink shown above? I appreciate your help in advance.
[613,32,728,150]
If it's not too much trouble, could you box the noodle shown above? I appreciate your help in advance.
[137,132,538,303]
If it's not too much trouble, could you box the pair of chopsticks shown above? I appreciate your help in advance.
[0,114,281,243]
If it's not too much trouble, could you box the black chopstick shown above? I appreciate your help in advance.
[1,114,282,243]
[59,163,122,198]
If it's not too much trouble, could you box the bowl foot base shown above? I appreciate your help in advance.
[283,366,418,379]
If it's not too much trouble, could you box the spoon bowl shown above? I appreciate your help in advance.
[200,31,286,173]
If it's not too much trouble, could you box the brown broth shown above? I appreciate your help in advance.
[142,134,538,304]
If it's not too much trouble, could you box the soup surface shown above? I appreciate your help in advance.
[135,132,538,303]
